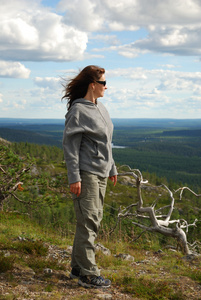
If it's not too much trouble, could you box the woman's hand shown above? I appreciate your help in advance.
[109,175,117,186]
[70,182,81,197]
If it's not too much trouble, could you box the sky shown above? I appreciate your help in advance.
[1,0,201,119]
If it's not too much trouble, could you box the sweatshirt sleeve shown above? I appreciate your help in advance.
[63,114,84,184]
[109,159,118,177]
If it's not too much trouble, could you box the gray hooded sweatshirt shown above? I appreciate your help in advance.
[63,98,117,184]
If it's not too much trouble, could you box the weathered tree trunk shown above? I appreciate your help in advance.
[117,168,199,255]
[135,177,191,254]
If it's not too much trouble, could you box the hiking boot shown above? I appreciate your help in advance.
[78,275,111,288]
[70,268,80,279]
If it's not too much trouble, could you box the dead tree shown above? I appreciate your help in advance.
[117,166,200,255]
[0,145,32,211]
[0,165,31,211]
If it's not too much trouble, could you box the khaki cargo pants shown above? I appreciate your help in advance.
[71,170,107,277]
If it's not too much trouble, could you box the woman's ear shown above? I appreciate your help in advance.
[90,82,95,91]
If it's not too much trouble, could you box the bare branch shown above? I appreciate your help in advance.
[0,165,6,174]
[155,205,172,213]
[131,230,146,242]
[116,167,201,255]
[11,193,31,205]
[109,207,121,235]
[118,165,148,184]
[174,186,201,200]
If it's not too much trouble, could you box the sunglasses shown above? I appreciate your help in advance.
[96,80,107,86]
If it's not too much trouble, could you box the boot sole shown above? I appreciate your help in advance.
[70,273,79,279]
[78,279,110,289]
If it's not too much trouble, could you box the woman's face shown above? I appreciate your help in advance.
[94,74,107,98]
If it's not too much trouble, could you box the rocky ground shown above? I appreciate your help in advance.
[0,243,201,299]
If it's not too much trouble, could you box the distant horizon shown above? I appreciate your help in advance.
[1,117,201,121]
[1,118,201,130]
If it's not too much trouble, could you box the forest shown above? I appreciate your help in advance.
[1,119,201,299]
[0,140,200,240]
[1,138,201,299]
[0,118,201,190]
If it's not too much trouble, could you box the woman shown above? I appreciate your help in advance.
[62,65,117,288]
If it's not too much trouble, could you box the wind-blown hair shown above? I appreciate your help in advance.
[62,65,105,110]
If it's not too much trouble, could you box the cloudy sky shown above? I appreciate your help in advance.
[1,0,201,119]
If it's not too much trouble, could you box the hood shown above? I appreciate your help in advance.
[71,98,97,107]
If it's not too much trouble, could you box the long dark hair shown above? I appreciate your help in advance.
[62,65,105,110]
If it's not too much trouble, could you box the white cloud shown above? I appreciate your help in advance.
[1,0,201,62]
[1,18,38,46]
[58,0,201,58]
[0,83,66,118]
[104,0,201,27]
[60,0,201,33]
[0,0,88,61]
[0,61,30,78]
[13,99,27,110]
[103,67,201,118]
[101,24,201,58]
[34,77,61,90]
[59,0,139,32]
[59,0,201,30]
[132,25,201,56]
[159,64,178,69]
[2,65,201,119]
[108,67,201,87]
[58,0,104,32]
[90,34,120,46]
[1,0,201,119]
[118,49,139,59]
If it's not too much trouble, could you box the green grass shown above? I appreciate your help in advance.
[26,256,66,273]
[188,268,201,284]
[0,211,201,300]
[120,276,184,300]
[11,240,48,256]
[0,252,16,272]
[0,211,72,246]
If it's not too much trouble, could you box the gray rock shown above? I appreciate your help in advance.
[115,253,134,261]
[95,243,111,256]
[43,268,53,274]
